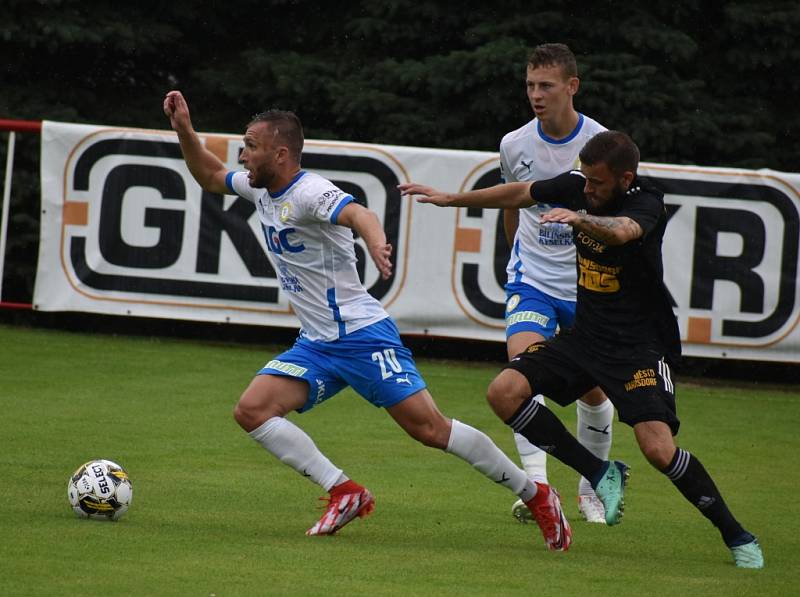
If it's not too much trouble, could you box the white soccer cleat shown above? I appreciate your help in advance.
[512,498,534,523]
[577,494,607,524]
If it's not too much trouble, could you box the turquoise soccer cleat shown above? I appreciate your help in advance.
[593,460,630,525]
[730,537,764,569]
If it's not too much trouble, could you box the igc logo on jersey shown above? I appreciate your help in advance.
[264,226,304,254]
[58,130,409,312]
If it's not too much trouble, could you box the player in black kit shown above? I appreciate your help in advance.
[399,130,763,569]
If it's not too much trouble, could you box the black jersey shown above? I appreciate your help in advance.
[530,171,681,365]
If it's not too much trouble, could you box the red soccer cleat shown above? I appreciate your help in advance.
[525,482,572,551]
[306,480,375,536]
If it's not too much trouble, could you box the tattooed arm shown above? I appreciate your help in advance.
[541,208,643,245]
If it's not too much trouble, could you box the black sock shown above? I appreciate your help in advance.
[664,448,750,546]
[506,397,604,483]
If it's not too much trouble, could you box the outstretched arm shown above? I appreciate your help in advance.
[398,182,535,209]
[542,208,643,245]
[336,202,393,280]
[163,90,229,195]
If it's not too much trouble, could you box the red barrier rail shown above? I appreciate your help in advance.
[0,119,42,133]
[1,119,40,310]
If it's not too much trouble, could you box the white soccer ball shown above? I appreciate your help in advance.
[67,459,133,521]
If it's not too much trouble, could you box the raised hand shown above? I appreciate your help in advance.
[163,90,193,133]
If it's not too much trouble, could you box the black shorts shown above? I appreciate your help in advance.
[504,329,680,435]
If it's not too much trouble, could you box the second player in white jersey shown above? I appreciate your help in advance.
[226,170,387,342]
[495,45,613,526]
[500,113,606,300]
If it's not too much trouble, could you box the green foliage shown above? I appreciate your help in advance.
[1,0,797,302]
[2,0,795,166]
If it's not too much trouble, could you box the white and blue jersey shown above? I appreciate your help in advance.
[226,170,388,342]
[226,169,426,411]
[499,114,605,339]
[499,113,606,302]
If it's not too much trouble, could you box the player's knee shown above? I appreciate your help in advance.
[486,376,507,409]
[639,441,674,470]
[232,399,259,431]
[579,386,608,407]
[634,422,676,470]
[409,418,450,449]
[485,386,499,414]
[486,372,527,415]
[233,393,277,432]
[416,427,446,449]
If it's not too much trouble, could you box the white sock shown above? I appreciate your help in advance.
[513,394,548,484]
[576,399,614,495]
[447,419,537,503]
[249,417,344,491]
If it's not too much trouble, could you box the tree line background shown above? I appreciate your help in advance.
[1,0,798,303]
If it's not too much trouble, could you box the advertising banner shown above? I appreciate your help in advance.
[36,121,800,362]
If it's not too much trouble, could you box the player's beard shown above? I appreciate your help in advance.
[586,183,627,214]
[249,165,273,189]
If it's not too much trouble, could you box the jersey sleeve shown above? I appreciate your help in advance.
[529,170,585,209]
[295,177,355,225]
[225,171,259,202]
[617,191,663,236]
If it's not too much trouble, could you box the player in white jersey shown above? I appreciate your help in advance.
[162,90,572,550]
[502,44,614,525]
[402,43,615,525]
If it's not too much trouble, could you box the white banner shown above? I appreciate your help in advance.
[36,121,800,363]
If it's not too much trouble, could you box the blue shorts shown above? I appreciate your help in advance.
[257,317,427,413]
[504,281,576,339]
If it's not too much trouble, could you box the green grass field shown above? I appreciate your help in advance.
[0,323,797,596]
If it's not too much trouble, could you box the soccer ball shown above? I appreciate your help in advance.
[67,459,133,521]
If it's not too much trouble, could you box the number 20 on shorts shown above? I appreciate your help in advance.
[371,349,403,379]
